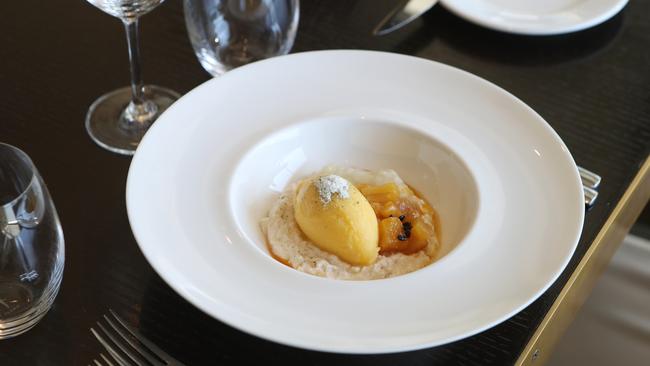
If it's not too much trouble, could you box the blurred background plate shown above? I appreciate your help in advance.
[439,0,629,35]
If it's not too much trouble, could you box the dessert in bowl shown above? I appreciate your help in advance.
[261,165,441,280]
[230,117,479,280]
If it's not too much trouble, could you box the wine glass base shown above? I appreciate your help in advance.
[85,85,180,156]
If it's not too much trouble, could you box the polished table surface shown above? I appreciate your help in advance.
[1,1,649,365]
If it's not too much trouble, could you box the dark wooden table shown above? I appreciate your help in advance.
[1,1,649,365]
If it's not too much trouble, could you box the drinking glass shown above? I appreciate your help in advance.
[86,0,180,155]
[184,0,300,76]
[0,143,64,339]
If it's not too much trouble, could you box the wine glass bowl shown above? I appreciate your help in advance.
[86,0,164,19]
[184,0,300,76]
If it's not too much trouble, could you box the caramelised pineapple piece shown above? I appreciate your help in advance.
[404,219,431,254]
[359,180,436,256]
[378,201,401,218]
[378,216,403,252]
[358,183,400,203]
[378,216,431,254]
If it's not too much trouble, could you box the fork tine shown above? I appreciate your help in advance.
[108,309,172,363]
[93,360,102,366]
[103,314,164,366]
[100,353,116,366]
[97,322,147,366]
[90,327,136,366]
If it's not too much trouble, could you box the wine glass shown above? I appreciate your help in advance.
[85,0,180,155]
[184,0,300,76]
[0,143,64,339]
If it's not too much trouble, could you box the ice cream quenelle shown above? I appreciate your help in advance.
[293,175,379,266]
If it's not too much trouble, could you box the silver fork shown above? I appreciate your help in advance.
[579,166,601,208]
[90,309,186,366]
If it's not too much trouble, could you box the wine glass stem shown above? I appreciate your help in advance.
[122,18,157,124]
[124,18,144,104]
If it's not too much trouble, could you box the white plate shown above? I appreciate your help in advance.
[439,0,628,35]
[126,50,584,354]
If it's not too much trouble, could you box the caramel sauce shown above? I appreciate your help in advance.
[266,239,292,267]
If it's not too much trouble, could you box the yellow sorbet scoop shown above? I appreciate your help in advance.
[294,175,379,266]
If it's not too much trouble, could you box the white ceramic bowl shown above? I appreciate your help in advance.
[126,50,584,353]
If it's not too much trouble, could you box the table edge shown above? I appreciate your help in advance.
[516,155,650,366]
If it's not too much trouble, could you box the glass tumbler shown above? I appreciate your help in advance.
[184,0,300,76]
[0,143,64,339]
